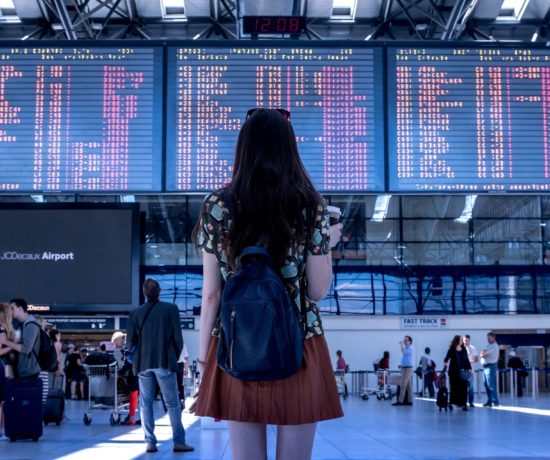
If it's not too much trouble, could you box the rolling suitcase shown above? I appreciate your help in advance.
[44,375,65,426]
[4,377,44,442]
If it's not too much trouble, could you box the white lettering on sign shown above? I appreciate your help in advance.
[401,317,448,329]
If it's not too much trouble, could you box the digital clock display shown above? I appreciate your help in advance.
[243,16,306,35]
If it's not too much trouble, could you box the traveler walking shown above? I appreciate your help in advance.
[507,350,526,397]
[480,332,500,407]
[335,350,349,397]
[0,303,15,435]
[0,299,41,379]
[0,299,45,441]
[443,335,471,411]
[111,331,125,369]
[65,346,85,400]
[176,332,189,406]
[393,336,414,406]
[379,351,390,370]
[462,334,480,407]
[419,347,435,398]
[127,278,194,453]
[191,108,343,460]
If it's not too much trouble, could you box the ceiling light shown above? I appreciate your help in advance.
[498,0,530,22]
[163,0,185,16]
[331,0,357,18]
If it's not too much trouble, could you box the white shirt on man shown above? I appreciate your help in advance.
[481,342,499,366]
[465,344,482,370]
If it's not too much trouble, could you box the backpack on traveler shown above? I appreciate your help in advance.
[217,246,305,381]
[26,321,59,373]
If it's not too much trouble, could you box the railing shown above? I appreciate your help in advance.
[498,367,550,402]
[350,367,550,402]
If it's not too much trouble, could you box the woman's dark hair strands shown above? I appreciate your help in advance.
[193,109,322,270]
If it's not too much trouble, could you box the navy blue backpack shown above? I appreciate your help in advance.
[217,247,305,381]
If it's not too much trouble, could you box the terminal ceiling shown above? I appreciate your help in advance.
[0,0,549,42]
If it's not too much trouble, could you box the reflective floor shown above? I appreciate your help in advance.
[1,393,549,459]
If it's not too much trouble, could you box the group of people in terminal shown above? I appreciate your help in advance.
[390,332,505,410]
[0,282,195,453]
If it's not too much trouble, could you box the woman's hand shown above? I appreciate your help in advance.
[329,223,343,248]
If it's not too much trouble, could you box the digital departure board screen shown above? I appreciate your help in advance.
[388,47,550,192]
[0,46,163,192]
[166,46,384,192]
[0,204,140,312]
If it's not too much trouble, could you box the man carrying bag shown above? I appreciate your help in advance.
[127,279,194,454]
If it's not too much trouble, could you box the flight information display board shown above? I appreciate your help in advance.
[388,47,550,192]
[0,46,163,192]
[166,45,385,192]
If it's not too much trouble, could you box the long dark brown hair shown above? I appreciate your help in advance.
[450,335,462,349]
[194,108,322,270]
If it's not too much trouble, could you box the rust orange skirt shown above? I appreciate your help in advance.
[192,335,344,425]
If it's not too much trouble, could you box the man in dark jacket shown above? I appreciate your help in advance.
[127,278,194,454]
[507,350,526,397]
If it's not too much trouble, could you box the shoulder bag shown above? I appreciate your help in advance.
[133,300,158,372]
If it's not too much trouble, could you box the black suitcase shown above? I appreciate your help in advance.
[4,377,44,442]
[436,387,449,411]
[44,376,65,426]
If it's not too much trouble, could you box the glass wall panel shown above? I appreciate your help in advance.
[474,196,541,219]
[401,196,466,218]
[474,242,542,265]
[402,242,470,265]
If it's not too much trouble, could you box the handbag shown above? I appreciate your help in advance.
[460,369,471,382]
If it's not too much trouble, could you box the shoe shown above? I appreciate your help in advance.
[483,402,492,407]
[493,403,499,407]
[403,402,413,406]
[469,403,475,408]
[392,402,403,406]
[173,443,195,453]
[462,406,469,411]
[146,444,158,453]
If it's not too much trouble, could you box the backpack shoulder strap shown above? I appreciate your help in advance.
[137,300,158,335]
[23,320,42,362]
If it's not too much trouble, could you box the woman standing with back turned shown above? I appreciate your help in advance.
[192,108,344,460]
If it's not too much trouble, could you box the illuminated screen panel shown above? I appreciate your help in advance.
[0,46,163,192]
[388,47,550,192]
[166,46,384,192]
[0,204,139,312]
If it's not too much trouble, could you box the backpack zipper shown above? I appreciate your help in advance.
[229,310,236,370]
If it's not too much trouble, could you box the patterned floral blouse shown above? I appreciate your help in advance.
[197,190,330,339]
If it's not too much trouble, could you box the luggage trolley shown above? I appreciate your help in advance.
[334,370,348,399]
[374,370,394,400]
[82,362,129,426]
